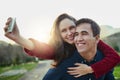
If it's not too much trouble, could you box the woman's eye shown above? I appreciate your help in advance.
[74,32,78,36]
[70,26,75,30]
[61,29,66,32]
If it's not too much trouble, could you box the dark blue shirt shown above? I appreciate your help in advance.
[43,50,114,80]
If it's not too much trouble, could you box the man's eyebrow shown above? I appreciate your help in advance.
[75,30,88,33]
[81,30,88,33]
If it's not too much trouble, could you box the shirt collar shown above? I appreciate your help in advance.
[74,50,104,65]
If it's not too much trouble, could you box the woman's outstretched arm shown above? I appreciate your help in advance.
[4,17,55,59]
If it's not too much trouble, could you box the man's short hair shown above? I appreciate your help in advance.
[76,18,100,37]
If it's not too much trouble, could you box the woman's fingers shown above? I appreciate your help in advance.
[67,63,93,77]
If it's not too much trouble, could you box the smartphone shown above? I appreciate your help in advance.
[7,18,16,32]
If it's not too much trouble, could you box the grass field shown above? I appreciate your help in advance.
[0,62,120,80]
[0,62,38,80]
[114,65,120,80]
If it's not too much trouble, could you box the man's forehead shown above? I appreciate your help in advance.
[76,24,92,32]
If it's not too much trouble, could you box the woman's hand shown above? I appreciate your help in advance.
[4,17,20,42]
[67,63,93,78]
[4,17,34,50]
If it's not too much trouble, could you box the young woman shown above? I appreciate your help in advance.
[4,13,120,78]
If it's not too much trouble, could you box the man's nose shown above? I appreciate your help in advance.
[77,35,84,41]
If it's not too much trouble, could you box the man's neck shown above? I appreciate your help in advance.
[79,48,97,62]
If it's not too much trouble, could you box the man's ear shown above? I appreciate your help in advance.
[95,35,100,43]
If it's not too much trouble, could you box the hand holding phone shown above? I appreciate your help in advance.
[7,18,16,32]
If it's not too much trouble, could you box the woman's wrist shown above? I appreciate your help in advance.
[87,66,94,73]
[15,36,34,50]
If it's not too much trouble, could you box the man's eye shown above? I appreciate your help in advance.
[82,31,88,35]
[74,33,78,36]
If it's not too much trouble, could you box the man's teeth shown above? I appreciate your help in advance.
[77,43,85,46]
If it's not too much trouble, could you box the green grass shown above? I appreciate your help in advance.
[0,74,23,80]
[114,65,120,80]
[0,62,120,80]
[0,62,38,80]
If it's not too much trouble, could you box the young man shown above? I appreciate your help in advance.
[43,18,115,80]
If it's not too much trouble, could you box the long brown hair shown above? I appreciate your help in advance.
[48,13,76,67]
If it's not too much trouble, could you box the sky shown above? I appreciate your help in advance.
[0,0,120,43]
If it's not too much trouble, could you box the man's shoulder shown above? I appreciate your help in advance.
[96,49,104,57]
[95,49,105,61]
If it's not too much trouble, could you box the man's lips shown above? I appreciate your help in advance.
[76,43,86,47]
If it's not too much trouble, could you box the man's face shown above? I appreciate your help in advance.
[74,23,99,54]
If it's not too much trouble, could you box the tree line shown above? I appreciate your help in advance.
[0,41,36,67]
[103,32,120,52]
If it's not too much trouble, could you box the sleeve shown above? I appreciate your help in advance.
[91,40,120,78]
[24,38,55,59]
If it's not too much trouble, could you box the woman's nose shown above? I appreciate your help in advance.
[67,30,72,35]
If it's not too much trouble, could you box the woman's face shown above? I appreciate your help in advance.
[59,18,76,44]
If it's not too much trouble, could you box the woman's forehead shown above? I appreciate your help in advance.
[59,18,75,28]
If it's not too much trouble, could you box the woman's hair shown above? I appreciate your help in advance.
[48,13,76,67]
